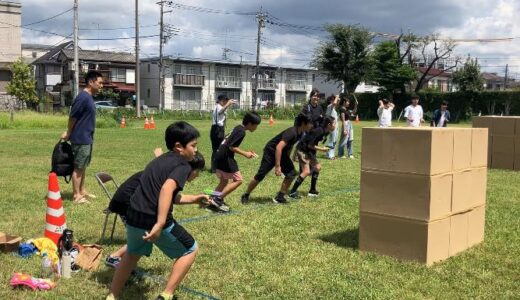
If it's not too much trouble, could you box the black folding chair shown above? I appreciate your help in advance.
[95,172,119,244]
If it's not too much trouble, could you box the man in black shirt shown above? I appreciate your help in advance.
[212,112,261,211]
[289,116,336,199]
[241,114,312,204]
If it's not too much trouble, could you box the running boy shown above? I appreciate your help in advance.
[211,112,262,211]
[241,114,312,204]
[105,151,207,268]
[107,121,206,300]
[289,116,336,199]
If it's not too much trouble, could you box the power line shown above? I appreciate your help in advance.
[166,2,256,16]
[79,34,159,41]
[0,20,70,37]
[22,7,73,26]
[79,24,159,31]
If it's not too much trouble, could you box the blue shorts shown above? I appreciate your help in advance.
[126,223,198,259]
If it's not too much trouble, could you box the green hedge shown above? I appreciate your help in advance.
[355,91,520,122]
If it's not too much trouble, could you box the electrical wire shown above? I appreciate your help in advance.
[22,7,73,26]
[166,2,256,16]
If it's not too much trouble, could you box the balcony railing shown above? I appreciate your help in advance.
[216,75,241,88]
[285,80,307,91]
[173,74,205,86]
[258,78,277,89]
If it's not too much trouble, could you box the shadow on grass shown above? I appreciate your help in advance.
[90,266,154,299]
[319,227,359,249]
[248,196,275,205]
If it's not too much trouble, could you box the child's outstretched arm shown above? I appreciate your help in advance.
[175,194,209,205]
[143,179,176,242]
[231,147,256,159]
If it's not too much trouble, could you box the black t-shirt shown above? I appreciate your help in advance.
[264,127,301,154]
[217,125,246,160]
[127,152,191,230]
[108,171,143,216]
[302,103,323,128]
[298,127,326,155]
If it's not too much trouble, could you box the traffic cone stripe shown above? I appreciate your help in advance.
[47,191,60,200]
[45,222,67,233]
[46,207,64,218]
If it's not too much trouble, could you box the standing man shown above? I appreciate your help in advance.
[377,98,395,128]
[210,95,236,172]
[404,95,424,127]
[301,89,323,129]
[61,71,103,204]
[431,101,451,127]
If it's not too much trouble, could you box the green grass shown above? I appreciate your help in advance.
[0,119,519,299]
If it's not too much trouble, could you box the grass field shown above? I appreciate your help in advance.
[0,117,519,299]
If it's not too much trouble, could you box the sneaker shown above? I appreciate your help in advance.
[339,156,347,159]
[308,190,320,197]
[240,194,250,204]
[208,196,230,212]
[349,155,355,159]
[288,192,301,200]
[155,295,178,300]
[105,256,121,268]
[272,194,288,204]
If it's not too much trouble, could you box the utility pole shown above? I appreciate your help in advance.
[253,8,265,109]
[504,64,509,90]
[135,0,141,118]
[73,0,79,98]
[158,0,164,111]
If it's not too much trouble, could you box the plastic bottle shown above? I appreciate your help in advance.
[61,251,72,279]
[41,253,53,278]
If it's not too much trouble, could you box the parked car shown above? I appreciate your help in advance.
[95,100,117,110]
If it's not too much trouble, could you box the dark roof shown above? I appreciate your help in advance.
[60,49,135,64]
[22,43,53,50]
[32,41,73,65]
[418,67,452,78]
[481,72,504,81]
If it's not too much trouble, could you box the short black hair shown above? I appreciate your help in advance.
[321,116,335,128]
[165,121,200,150]
[85,70,103,85]
[188,152,205,170]
[411,94,420,100]
[382,98,390,105]
[242,111,261,125]
[309,88,320,99]
[217,95,229,102]
[294,113,311,127]
[441,100,449,106]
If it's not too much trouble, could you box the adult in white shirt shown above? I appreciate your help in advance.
[377,98,394,127]
[210,95,236,172]
[404,96,424,127]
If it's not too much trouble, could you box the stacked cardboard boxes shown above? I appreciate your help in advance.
[472,116,520,170]
[359,127,487,266]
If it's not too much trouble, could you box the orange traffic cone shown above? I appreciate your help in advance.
[144,117,150,130]
[120,116,126,128]
[269,114,274,126]
[355,114,360,124]
[45,172,67,245]
[150,115,156,130]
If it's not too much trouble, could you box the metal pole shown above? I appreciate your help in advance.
[158,1,164,111]
[254,9,264,109]
[73,0,79,98]
[135,0,141,117]
[504,64,509,90]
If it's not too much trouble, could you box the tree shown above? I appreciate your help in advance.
[414,34,460,92]
[452,58,484,92]
[368,41,416,94]
[6,58,38,108]
[312,24,372,96]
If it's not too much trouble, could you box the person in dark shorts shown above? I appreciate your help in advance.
[240,114,312,204]
[107,122,208,300]
[211,112,261,211]
[105,151,206,269]
[210,95,236,172]
[289,116,336,199]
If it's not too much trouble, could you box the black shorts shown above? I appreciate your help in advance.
[214,151,239,173]
[254,149,297,182]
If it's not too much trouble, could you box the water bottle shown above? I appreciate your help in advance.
[60,251,72,279]
[41,252,53,278]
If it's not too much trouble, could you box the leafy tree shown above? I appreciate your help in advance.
[312,24,372,96]
[6,58,38,107]
[368,41,416,94]
[452,58,484,92]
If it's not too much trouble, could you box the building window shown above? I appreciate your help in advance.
[173,89,202,110]
[173,64,182,74]
[147,88,150,99]
[185,65,202,75]
[110,68,126,82]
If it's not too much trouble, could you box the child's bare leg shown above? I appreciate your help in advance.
[220,180,242,198]
[109,253,141,298]
[110,245,127,258]
[163,247,198,295]
[215,178,228,192]
[245,179,259,195]
[280,176,295,194]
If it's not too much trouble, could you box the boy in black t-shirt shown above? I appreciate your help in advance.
[105,151,206,269]
[289,116,336,199]
[241,114,312,204]
[107,122,207,300]
[211,112,262,211]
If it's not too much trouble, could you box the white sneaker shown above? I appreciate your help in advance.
[339,156,347,159]
[349,155,355,159]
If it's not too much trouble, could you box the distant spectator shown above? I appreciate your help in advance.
[404,95,424,127]
[210,95,236,172]
[377,98,395,128]
[431,101,451,127]
[325,95,339,159]
[301,89,323,129]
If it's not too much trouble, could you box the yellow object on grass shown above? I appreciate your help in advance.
[32,237,59,265]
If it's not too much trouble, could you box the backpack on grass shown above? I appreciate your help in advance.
[51,139,74,183]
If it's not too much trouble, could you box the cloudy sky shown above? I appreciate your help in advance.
[17,0,520,78]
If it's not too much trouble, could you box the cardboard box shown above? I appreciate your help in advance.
[472,116,494,133]
[467,205,485,247]
[361,128,454,175]
[452,167,487,213]
[492,135,515,155]
[471,128,488,168]
[0,232,22,253]
[359,212,450,266]
[492,116,517,136]
[449,212,469,256]
[453,129,472,170]
[491,153,515,170]
[360,170,452,221]
[470,167,487,208]
[515,154,520,171]
[516,118,520,137]
[515,137,520,170]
